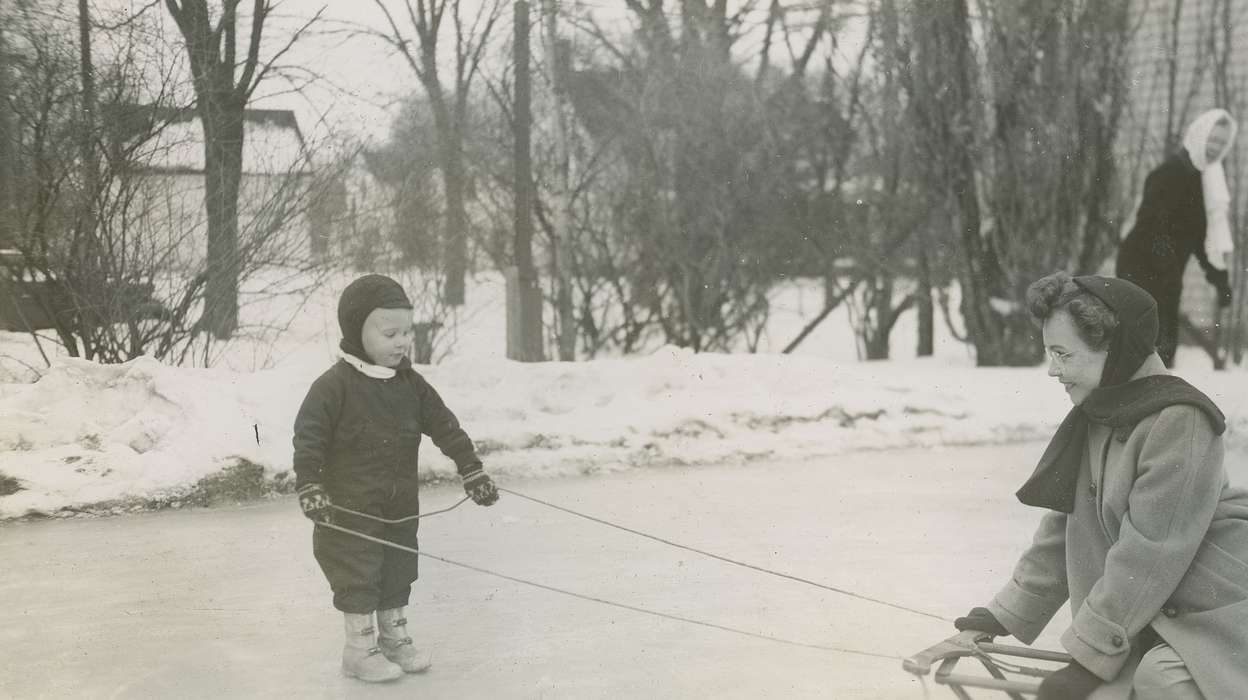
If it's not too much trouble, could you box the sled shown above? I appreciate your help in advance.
[903,631,1071,699]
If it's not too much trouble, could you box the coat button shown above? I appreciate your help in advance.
[1115,431,1129,443]
[1112,635,1124,647]
[1162,606,1178,618]
[1089,481,1097,495]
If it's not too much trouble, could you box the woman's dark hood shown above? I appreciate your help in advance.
[1071,276,1159,387]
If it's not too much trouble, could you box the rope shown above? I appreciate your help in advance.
[499,487,953,624]
[328,496,470,524]
[318,520,901,662]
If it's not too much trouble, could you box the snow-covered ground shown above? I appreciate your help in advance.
[1,272,1245,520]
[2,272,1247,699]
[5,444,1239,699]
[0,446,1078,700]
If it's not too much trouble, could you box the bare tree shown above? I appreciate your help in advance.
[903,0,1135,366]
[766,2,889,355]
[0,5,18,250]
[162,0,323,338]
[365,0,504,307]
[471,0,861,356]
[1,3,340,367]
[569,0,821,352]
[540,0,576,360]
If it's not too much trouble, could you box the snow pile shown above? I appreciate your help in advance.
[0,357,294,517]
[3,272,1247,519]
[3,349,1248,520]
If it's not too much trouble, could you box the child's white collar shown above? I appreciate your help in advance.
[340,351,396,379]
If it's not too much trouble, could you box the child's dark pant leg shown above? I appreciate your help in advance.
[313,514,388,613]
[379,482,421,610]
[378,518,420,610]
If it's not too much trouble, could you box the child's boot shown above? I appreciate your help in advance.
[376,607,432,673]
[341,612,403,682]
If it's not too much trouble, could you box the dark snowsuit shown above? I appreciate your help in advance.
[1116,154,1226,367]
[292,359,482,613]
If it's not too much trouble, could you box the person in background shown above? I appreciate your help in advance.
[1116,108,1236,367]
[292,274,499,683]
[954,272,1248,700]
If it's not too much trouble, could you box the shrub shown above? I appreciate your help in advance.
[186,459,268,506]
[0,472,22,497]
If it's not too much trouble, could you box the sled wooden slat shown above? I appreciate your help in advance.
[904,631,1069,698]
[977,641,1072,665]
[902,630,985,675]
[936,659,976,700]
[936,670,1037,695]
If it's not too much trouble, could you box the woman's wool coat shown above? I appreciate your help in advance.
[990,400,1248,699]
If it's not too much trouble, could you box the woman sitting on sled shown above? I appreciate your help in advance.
[955,272,1248,700]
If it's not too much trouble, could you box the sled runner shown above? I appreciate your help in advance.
[903,631,1071,698]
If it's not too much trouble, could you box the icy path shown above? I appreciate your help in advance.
[9,442,1238,699]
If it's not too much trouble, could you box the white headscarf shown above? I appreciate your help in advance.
[1182,108,1238,270]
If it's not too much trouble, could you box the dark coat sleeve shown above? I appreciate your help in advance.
[415,375,482,476]
[292,369,344,490]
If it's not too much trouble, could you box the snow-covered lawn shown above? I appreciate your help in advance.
[2,273,1245,520]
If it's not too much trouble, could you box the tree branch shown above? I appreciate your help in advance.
[235,0,268,97]
[242,6,324,99]
[369,0,429,83]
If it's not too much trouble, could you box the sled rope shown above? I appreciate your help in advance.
[499,487,954,624]
[319,520,901,662]
[328,496,470,524]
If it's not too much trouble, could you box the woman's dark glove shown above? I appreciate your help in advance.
[953,607,1008,636]
[1038,661,1101,700]
[462,468,499,506]
[297,483,333,524]
[1206,268,1233,307]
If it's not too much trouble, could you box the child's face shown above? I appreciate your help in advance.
[361,307,414,367]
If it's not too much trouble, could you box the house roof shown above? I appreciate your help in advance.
[108,104,310,175]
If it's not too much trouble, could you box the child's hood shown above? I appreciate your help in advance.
[337,274,413,360]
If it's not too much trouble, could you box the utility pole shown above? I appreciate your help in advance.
[507,0,545,361]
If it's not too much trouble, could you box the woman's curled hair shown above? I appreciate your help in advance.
[1026,271,1118,351]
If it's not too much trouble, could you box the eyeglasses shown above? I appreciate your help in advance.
[1048,348,1076,365]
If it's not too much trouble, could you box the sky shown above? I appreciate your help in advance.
[83,0,850,145]
[86,0,637,143]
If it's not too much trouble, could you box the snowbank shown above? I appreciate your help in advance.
[3,349,1247,520]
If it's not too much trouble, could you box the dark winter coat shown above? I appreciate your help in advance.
[292,358,482,508]
[1116,155,1223,363]
[292,358,482,613]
